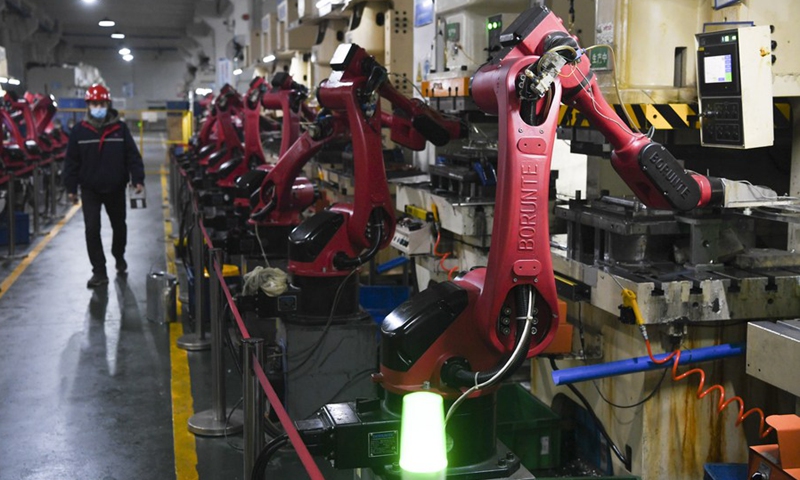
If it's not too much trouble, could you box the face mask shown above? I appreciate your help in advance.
[90,107,107,119]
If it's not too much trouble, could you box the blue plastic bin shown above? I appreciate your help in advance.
[0,212,30,246]
[359,285,411,325]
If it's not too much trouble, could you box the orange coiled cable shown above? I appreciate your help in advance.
[644,338,774,439]
[433,230,458,281]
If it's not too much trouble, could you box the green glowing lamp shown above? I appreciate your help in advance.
[399,391,448,479]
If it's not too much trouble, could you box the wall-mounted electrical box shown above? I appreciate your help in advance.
[391,220,432,255]
[696,26,773,149]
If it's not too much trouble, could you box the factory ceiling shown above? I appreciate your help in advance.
[25,0,200,51]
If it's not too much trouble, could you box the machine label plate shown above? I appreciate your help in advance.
[368,431,398,457]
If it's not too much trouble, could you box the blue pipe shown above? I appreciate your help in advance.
[376,255,410,274]
[551,342,746,386]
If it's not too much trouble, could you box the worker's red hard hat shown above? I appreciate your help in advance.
[85,84,110,102]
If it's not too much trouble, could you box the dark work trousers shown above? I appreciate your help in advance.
[81,188,127,276]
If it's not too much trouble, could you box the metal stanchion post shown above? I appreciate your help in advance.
[242,337,265,477]
[3,172,27,260]
[48,161,58,218]
[177,210,211,350]
[188,248,243,436]
[32,167,48,236]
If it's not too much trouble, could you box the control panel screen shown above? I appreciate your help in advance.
[704,54,733,84]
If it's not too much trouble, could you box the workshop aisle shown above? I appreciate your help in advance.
[0,133,174,480]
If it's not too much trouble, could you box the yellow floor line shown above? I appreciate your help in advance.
[0,204,81,301]
[163,164,199,479]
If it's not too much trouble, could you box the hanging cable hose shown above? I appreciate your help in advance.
[433,230,458,281]
[333,210,386,270]
[575,304,668,409]
[250,434,290,480]
[443,286,534,423]
[288,269,360,373]
[430,203,458,280]
[621,287,775,439]
[549,357,631,471]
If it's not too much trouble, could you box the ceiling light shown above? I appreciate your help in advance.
[118,47,131,55]
[233,68,243,76]
[82,0,97,4]
[195,87,213,96]
[8,78,21,85]
[0,77,8,84]
[98,18,115,27]
[262,55,276,63]
[111,32,125,39]
[122,54,134,62]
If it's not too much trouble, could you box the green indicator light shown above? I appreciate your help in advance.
[400,391,448,475]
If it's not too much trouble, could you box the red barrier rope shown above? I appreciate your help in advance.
[212,259,250,340]
[175,155,323,478]
[253,361,325,479]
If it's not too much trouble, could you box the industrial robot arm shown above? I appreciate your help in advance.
[260,72,311,158]
[289,43,464,276]
[379,6,736,401]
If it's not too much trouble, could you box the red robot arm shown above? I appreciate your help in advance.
[261,72,308,158]
[288,44,464,277]
[379,6,726,400]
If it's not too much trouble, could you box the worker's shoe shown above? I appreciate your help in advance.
[116,259,128,275]
[87,274,109,288]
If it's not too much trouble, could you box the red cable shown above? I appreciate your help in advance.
[433,230,458,281]
[645,339,774,438]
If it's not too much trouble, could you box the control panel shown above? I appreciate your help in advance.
[391,218,431,255]
[695,26,773,149]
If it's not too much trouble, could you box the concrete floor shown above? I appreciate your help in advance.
[0,133,354,480]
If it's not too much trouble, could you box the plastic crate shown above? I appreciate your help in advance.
[497,384,561,471]
[703,463,748,480]
[0,212,30,246]
[359,285,411,325]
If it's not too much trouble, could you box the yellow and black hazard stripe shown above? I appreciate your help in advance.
[559,102,791,130]
[774,103,791,129]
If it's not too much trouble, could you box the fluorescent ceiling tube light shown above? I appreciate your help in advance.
[0,77,8,84]
[122,54,134,62]
[82,0,97,4]
[111,32,125,39]
[98,18,115,27]
[8,79,20,85]
[233,68,243,76]
[262,55,276,63]
[119,47,131,55]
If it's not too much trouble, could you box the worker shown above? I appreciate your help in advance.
[63,84,145,288]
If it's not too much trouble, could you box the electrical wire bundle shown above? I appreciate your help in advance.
[621,286,775,439]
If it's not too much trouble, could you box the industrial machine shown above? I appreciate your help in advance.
[295,6,784,478]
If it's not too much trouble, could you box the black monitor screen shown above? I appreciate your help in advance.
[703,54,733,84]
